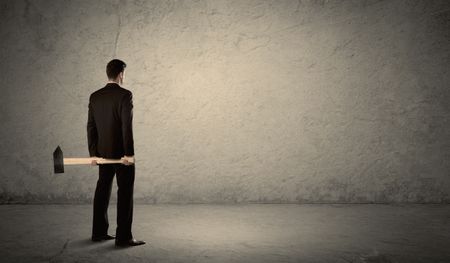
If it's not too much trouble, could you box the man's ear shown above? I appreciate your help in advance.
[119,71,124,84]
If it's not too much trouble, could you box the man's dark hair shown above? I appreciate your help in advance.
[106,59,126,80]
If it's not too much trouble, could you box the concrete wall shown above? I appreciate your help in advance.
[1,0,449,204]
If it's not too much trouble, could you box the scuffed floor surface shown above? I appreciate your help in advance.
[0,204,449,263]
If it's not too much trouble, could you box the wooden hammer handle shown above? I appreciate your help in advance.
[63,157,135,165]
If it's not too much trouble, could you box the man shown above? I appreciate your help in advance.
[87,59,145,247]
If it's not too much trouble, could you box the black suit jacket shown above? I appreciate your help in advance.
[87,83,134,159]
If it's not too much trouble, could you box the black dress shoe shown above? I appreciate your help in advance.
[115,238,146,247]
[91,234,116,242]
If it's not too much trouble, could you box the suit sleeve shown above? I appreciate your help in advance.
[121,91,134,156]
[87,96,98,157]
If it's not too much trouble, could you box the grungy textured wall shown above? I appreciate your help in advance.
[0,0,449,203]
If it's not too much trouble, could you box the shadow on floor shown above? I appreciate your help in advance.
[67,238,123,252]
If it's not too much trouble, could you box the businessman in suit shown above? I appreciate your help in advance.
[87,59,145,247]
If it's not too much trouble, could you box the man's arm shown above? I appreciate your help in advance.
[121,91,134,158]
[87,96,98,158]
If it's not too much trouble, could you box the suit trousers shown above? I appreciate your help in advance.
[92,163,135,242]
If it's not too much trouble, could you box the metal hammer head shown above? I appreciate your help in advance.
[53,146,64,174]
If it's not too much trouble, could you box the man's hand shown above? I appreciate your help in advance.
[91,157,99,166]
[121,156,134,166]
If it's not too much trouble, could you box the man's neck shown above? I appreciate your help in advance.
[107,80,121,86]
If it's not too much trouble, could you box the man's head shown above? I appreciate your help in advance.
[106,59,126,84]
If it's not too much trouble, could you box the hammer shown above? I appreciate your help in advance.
[53,146,134,173]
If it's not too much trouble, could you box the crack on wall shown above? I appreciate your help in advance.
[233,33,271,53]
[113,0,123,58]
[295,0,301,13]
[23,0,31,18]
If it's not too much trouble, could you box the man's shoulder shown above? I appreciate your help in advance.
[89,88,101,98]
[117,86,132,95]
[89,85,108,98]
[89,84,132,100]
[115,87,132,102]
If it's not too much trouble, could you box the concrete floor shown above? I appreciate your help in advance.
[0,204,449,263]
